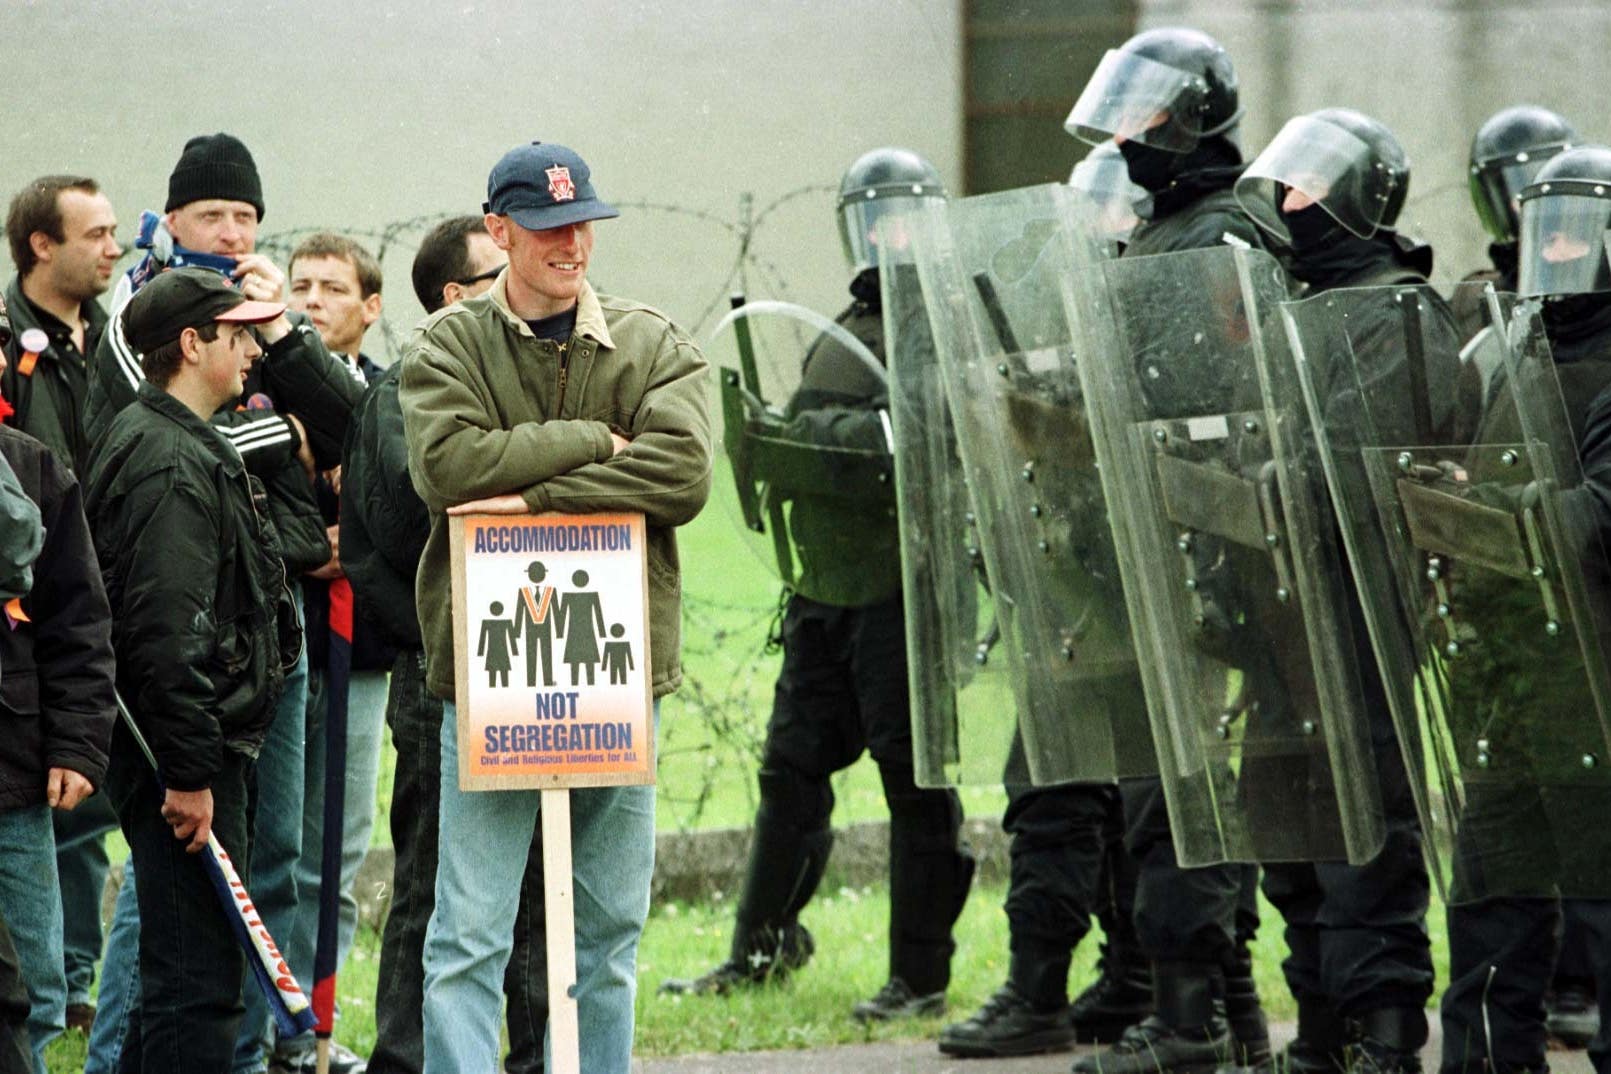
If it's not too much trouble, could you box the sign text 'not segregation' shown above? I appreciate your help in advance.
[451,512,654,791]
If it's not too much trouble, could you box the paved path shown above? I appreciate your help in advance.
[633,1019,1596,1073]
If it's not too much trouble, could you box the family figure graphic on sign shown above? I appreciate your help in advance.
[477,560,636,688]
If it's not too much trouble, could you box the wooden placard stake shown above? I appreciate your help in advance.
[542,788,580,1074]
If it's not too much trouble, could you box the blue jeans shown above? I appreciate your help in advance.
[83,863,139,1074]
[0,805,65,1074]
[52,793,118,1007]
[421,701,657,1074]
[276,666,388,1056]
[233,592,310,1074]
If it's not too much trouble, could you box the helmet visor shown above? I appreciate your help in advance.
[839,193,942,273]
[1064,49,1209,153]
[1518,189,1611,296]
[1068,151,1150,240]
[1236,115,1397,241]
[1470,147,1567,243]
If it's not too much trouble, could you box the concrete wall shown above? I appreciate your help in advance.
[2,0,963,356]
[1139,0,1611,283]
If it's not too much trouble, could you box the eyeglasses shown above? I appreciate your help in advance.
[456,266,503,286]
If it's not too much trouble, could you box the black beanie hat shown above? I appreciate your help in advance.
[165,133,265,220]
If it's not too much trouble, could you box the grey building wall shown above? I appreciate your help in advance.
[1,0,963,353]
[1140,0,1611,282]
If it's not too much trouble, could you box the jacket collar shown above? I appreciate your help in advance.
[3,274,108,353]
[487,272,615,351]
[135,380,245,477]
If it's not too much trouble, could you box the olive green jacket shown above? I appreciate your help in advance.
[400,274,712,700]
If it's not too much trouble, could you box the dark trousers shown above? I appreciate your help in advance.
[1000,780,1133,1003]
[105,733,253,1074]
[0,909,30,1074]
[1262,735,1433,1017]
[369,651,546,1074]
[1120,774,1256,967]
[739,594,974,994]
[1442,896,1611,1074]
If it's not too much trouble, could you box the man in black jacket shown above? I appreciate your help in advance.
[4,172,126,1037]
[0,341,116,1070]
[83,268,293,1073]
[79,134,363,1072]
[1062,28,1272,1074]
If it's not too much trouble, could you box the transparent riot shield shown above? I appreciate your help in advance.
[1064,242,1386,866]
[911,183,1154,785]
[1287,280,1611,900]
[708,300,900,606]
[880,216,1026,788]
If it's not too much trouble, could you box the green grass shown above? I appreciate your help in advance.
[47,878,1451,1070]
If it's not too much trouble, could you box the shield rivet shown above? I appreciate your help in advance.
[1301,720,1316,735]
[1477,737,1490,752]
[1427,566,1441,582]
[1154,427,1168,443]
[1445,641,1461,657]
[1030,504,1043,518]
[1397,452,1414,472]
[1243,419,1260,434]
[1177,534,1193,552]
[1022,462,1035,482]
[1265,533,1280,547]
[1501,450,1518,466]
[1185,578,1199,592]
[996,363,1009,377]
[1437,603,1450,618]
[1038,540,1051,554]
[1276,587,1291,603]
[964,512,976,525]
[1532,566,1546,578]
[974,648,989,666]
[1215,726,1229,740]
[1585,754,1599,769]
[1061,646,1075,663]
[1477,751,1491,768]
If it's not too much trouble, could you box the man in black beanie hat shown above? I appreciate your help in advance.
[78,134,365,1074]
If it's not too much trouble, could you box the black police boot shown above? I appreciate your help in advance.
[1068,943,1152,1044]
[852,976,946,1023]
[1545,986,1600,1049]
[658,922,815,995]
[1345,1006,1428,1074]
[1220,950,1271,1072]
[1282,1001,1347,1074]
[939,951,1079,1057]
[1070,962,1231,1074]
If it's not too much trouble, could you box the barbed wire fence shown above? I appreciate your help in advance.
[261,186,837,832]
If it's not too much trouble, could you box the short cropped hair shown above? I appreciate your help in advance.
[141,321,220,388]
[288,232,382,298]
[6,176,100,276]
[412,215,487,314]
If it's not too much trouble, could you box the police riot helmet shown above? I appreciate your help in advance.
[1065,27,1242,153]
[836,147,946,275]
[1517,144,1611,297]
[1469,106,1577,244]
[1235,108,1409,243]
[1068,141,1150,241]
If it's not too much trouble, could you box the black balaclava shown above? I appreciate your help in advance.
[1488,240,1519,290]
[1122,135,1243,220]
[849,266,881,308]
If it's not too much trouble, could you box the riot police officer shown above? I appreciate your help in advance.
[1234,108,1443,1074]
[660,148,977,1021]
[1064,27,1271,1074]
[1438,143,1611,1074]
[1452,106,1578,339]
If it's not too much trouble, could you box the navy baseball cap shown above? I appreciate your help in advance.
[483,142,620,231]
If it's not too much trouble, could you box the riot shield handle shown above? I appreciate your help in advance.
[726,292,797,588]
[1396,289,1436,441]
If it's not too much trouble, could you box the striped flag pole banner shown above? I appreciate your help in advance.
[112,690,316,1037]
[313,577,354,1074]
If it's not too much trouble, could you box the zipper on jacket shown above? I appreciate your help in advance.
[554,338,572,416]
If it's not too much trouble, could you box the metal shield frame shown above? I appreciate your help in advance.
[1063,240,1387,866]
[1286,279,1611,900]
[910,183,1153,786]
[708,300,900,605]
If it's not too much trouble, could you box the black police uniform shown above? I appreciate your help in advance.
[1440,294,1611,1074]
[707,270,976,1000]
[1261,234,1445,1063]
